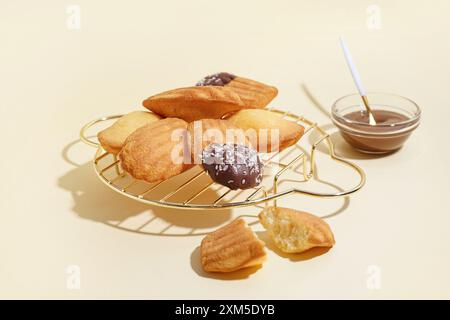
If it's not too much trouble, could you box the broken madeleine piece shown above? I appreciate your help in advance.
[200,218,267,273]
[259,206,335,253]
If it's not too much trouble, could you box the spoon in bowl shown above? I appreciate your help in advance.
[339,36,377,125]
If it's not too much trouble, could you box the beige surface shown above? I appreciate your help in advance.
[1,0,450,299]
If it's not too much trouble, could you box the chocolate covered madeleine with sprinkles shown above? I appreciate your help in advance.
[201,143,263,190]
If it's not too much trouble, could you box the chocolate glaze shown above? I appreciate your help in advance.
[196,72,236,86]
[345,110,408,127]
[337,110,414,153]
[201,143,263,190]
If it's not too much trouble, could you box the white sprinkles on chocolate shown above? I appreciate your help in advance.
[196,72,236,86]
[201,143,263,190]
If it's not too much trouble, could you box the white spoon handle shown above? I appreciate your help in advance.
[339,36,366,96]
[339,36,377,125]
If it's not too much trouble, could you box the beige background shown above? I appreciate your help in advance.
[1,0,450,299]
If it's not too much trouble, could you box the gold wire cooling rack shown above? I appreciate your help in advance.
[80,108,366,210]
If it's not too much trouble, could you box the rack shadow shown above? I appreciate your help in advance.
[58,139,232,237]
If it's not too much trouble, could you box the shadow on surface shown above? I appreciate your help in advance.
[58,139,232,237]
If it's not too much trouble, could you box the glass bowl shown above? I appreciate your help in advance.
[331,92,421,154]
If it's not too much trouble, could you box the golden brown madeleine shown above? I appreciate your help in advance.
[142,73,278,122]
[187,119,251,164]
[225,76,278,109]
[97,111,161,154]
[119,118,192,183]
[259,206,335,253]
[143,86,245,122]
[227,109,305,152]
[196,72,278,109]
[201,218,267,273]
